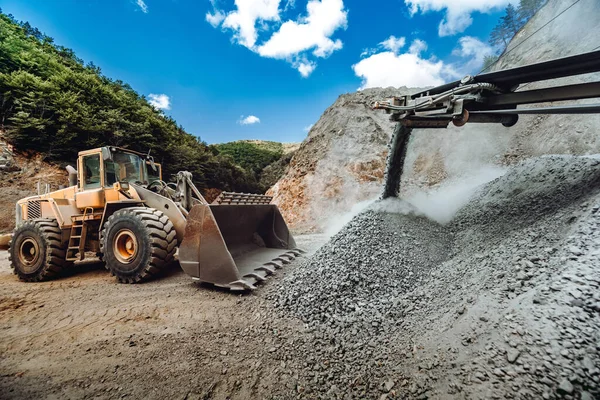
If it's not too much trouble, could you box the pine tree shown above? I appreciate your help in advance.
[489,22,511,48]
[518,0,545,22]
[483,55,499,71]
[502,4,523,36]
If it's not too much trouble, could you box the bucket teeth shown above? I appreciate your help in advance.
[245,272,267,282]
[274,257,291,265]
[222,249,303,291]
[265,261,283,269]
[257,264,276,274]
[227,280,256,291]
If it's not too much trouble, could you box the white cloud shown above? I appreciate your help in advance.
[206,10,225,27]
[148,94,170,110]
[222,0,281,48]
[284,0,296,11]
[296,61,316,77]
[353,51,449,89]
[352,34,497,90]
[452,36,493,71]
[409,38,427,54]
[404,0,515,36]
[361,35,405,58]
[303,124,313,132]
[257,0,347,61]
[208,0,347,77]
[136,0,148,13]
[239,115,261,125]
[379,36,406,53]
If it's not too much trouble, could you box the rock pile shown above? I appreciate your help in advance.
[272,202,452,333]
[267,155,600,399]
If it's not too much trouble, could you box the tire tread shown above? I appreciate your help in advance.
[9,218,67,282]
[100,207,177,284]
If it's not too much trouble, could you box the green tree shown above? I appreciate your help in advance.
[518,0,546,21]
[488,1,545,53]
[502,4,523,36]
[489,22,511,48]
[482,55,499,71]
[0,11,284,194]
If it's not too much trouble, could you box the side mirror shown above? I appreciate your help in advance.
[113,181,130,191]
[148,156,157,171]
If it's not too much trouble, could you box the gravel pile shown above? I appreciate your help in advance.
[271,202,452,332]
[266,155,600,399]
[452,155,600,235]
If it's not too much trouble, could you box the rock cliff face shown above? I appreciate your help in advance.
[267,87,422,232]
[270,0,600,233]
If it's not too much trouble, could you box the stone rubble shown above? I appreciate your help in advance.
[266,155,600,399]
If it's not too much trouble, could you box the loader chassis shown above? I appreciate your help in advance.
[9,146,300,289]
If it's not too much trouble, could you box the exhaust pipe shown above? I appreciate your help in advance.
[66,165,77,187]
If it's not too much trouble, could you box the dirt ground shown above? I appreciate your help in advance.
[0,235,328,400]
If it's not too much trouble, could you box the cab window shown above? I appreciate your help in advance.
[104,152,143,187]
[82,154,102,189]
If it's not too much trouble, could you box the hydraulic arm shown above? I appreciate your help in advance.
[374,50,600,198]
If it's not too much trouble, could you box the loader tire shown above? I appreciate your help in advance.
[100,207,177,284]
[9,219,67,282]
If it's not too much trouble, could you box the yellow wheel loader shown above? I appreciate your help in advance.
[7,147,301,290]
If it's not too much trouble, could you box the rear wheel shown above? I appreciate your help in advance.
[9,219,68,282]
[100,207,177,283]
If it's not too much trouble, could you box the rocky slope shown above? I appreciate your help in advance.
[267,87,422,232]
[405,0,600,189]
[0,136,66,233]
[270,0,600,233]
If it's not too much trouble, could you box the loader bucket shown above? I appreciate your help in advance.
[178,204,302,290]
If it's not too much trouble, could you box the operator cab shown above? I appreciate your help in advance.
[78,147,162,191]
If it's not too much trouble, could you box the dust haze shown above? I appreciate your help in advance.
[325,124,509,235]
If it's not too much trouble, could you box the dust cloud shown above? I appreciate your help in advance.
[406,166,506,224]
[324,165,505,235]
[320,121,511,235]
[324,198,376,237]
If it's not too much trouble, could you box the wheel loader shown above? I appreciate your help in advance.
[7,146,301,290]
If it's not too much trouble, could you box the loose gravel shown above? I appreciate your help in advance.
[266,155,600,399]
[273,202,452,332]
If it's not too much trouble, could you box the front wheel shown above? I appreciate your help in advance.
[100,207,177,283]
[9,219,68,282]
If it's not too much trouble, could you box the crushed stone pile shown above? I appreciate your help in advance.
[266,155,600,399]
[452,155,600,234]
[272,203,452,332]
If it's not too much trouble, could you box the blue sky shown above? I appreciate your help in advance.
[1,0,512,144]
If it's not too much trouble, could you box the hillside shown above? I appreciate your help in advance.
[0,11,267,194]
[269,0,600,233]
[268,87,423,232]
[210,140,299,193]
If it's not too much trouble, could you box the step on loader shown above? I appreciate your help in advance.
[5,146,301,290]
